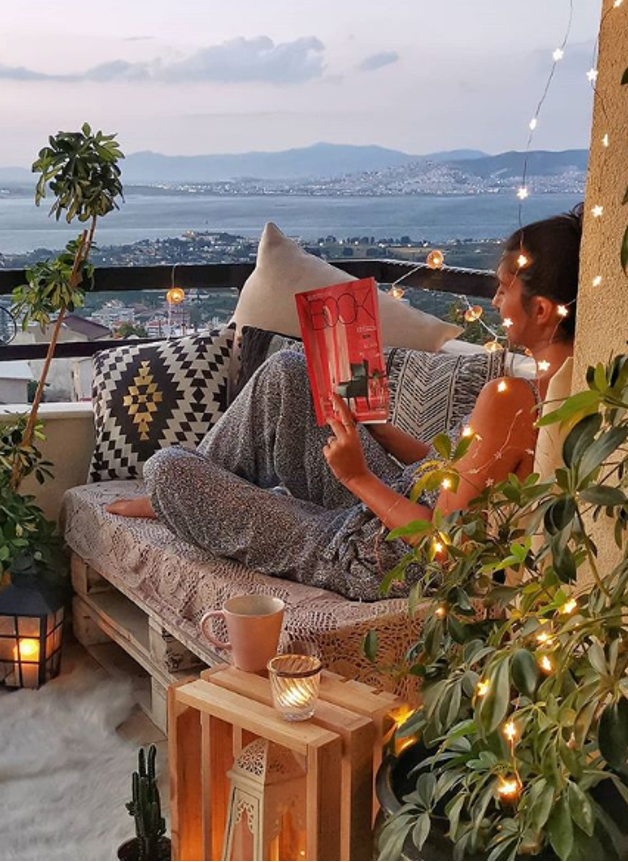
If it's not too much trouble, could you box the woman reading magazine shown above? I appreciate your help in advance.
[106,210,581,601]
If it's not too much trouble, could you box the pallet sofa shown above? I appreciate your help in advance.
[60,224,554,732]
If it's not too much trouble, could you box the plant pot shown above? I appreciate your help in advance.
[117,837,171,861]
[375,745,628,861]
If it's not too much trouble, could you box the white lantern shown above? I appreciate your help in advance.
[222,738,307,861]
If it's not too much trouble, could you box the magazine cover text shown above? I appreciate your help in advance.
[296,277,389,426]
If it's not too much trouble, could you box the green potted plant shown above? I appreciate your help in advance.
[119,744,171,861]
[371,355,628,861]
[2,124,123,577]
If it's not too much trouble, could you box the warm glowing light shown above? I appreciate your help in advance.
[587,68,599,83]
[517,187,529,200]
[391,705,414,728]
[536,630,554,646]
[497,381,508,393]
[435,605,447,619]
[517,253,529,268]
[390,286,405,300]
[539,655,553,674]
[433,541,444,554]
[552,48,564,62]
[464,305,483,323]
[17,639,40,659]
[592,205,604,218]
[461,425,474,438]
[593,275,603,287]
[537,360,551,373]
[602,134,610,148]
[166,287,186,305]
[441,477,452,490]
[503,720,518,743]
[557,305,569,317]
[497,777,522,800]
[560,599,578,615]
[476,680,490,697]
[484,340,504,354]
[529,118,538,131]
[614,0,623,7]
[426,249,445,270]
[502,317,513,329]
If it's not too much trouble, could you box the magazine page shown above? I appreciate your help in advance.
[295,276,389,426]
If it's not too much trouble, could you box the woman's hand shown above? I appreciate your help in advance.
[323,394,371,489]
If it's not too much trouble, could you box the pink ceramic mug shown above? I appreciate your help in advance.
[200,594,285,673]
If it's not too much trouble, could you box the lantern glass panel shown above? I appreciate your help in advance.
[0,616,17,636]
[18,616,41,638]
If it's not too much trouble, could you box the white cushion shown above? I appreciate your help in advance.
[231,223,462,352]
[534,357,573,481]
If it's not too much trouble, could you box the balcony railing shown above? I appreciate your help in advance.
[0,258,496,361]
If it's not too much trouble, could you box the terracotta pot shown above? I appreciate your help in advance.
[117,837,171,861]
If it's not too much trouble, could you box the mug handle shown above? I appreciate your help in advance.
[200,611,232,651]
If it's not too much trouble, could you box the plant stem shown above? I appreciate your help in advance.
[11,216,97,491]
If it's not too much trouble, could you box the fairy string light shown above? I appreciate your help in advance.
[518,0,574,224]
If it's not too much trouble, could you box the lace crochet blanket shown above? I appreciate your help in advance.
[62,481,425,695]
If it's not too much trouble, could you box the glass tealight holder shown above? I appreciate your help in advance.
[267,654,322,721]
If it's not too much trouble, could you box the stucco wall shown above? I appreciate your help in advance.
[574,0,628,580]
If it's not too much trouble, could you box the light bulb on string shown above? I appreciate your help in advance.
[557,305,569,318]
[484,340,504,354]
[476,680,490,698]
[593,275,603,287]
[497,777,522,801]
[434,605,447,619]
[503,720,518,743]
[517,187,529,200]
[529,118,538,131]
[497,381,508,393]
[461,425,474,438]
[552,48,564,62]
[539,655,553,674]
[560,599,577,615]
[464,305,483,323]
[587,68,599,83]
[390,286,405,300]
[502,318,513,329]
[602,134,609,148]
[537,360,551,373]
[166,287,186,305]
[426,249,444,270]
[592,205,604,218]
[517,253,530,269]
[614,0,623,7]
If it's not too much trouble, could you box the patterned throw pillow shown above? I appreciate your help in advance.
[386,346,506,441]
[90,328,235,482]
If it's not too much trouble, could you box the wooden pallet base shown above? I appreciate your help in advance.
[71,554,205,732]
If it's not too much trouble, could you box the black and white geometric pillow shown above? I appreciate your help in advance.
[89,327,235,482]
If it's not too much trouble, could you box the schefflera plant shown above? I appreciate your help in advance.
[374,356,628,861]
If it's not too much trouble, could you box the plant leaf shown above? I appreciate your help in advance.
[547,794,574,860]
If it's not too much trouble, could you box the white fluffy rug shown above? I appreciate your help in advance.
[0,653,143,861]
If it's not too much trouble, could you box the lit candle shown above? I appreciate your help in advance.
[14,638,40,688]
[268,655,322,721]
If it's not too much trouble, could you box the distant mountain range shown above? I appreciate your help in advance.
[0,142,587,186]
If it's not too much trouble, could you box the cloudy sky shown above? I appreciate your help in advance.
[0,0,602,165]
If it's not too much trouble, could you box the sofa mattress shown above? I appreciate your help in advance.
[62,481,424,691]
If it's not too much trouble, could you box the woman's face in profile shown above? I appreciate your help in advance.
[492,256,529,347]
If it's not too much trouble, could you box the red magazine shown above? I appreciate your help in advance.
[295,277,389,426]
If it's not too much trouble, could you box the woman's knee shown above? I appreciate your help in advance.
[144,446,203,493]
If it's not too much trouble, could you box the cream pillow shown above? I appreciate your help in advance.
[533,357,574,481]
[231,223,462,351]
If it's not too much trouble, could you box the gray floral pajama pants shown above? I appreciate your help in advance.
[143,350,422,601]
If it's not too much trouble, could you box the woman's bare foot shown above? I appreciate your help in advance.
[105,496,157,519]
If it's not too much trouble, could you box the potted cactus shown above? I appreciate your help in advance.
[118,745,171,861]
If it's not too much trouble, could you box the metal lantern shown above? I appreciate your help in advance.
[222,738,307,861]
[0,582,64,689]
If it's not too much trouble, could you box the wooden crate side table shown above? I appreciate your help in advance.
[169,676,343,862]
[169,665,403,861]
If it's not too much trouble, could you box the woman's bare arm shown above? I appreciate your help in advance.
[367,423,431,464]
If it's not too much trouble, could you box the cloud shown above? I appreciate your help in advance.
[358,51,399,72]
[0,36,325,86]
